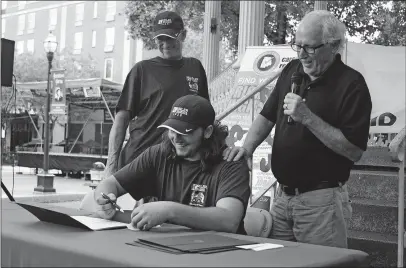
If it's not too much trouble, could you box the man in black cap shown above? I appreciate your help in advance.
[104,11,209,185]
[94,95,250,234]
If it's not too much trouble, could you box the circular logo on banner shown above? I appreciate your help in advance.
[253,51,280,75]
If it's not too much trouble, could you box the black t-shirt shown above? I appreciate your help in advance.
[260,54,372,188]
[114,144,251,234]
[116,57,209,168]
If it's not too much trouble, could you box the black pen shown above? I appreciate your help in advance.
[101,192,124,213]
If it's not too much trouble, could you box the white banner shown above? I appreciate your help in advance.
[345,42,405,133]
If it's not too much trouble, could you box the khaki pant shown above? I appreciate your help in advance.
[269,183,352,248]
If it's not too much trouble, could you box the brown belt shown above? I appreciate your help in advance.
[280,181,342,195]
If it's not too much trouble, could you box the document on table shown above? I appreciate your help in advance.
[70,216,128,231]
[236,243,284,251]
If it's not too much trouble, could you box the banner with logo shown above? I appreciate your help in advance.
[50,69,66,115]
[219,45,297,202]
[345,42,405,133]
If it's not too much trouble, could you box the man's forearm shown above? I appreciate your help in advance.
[303,112,363,162]
[166,202,241,233]
[105,111,130,174]
[243,114,275,155]
[94,176,127,200]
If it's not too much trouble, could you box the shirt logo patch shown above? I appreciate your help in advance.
[189,184,207,207]
[158,19,172,25]
[186,76,199,93]
[172,107,188,117]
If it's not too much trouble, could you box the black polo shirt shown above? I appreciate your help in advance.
[260,54,372,188]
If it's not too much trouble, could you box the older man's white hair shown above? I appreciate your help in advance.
[299,10,347,55]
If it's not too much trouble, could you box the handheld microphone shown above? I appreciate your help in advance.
[287,72,303,125]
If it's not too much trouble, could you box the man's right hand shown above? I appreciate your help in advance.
[223,147,253,170]
[95,192,117,220]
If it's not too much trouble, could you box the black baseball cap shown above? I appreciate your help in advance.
[158,95,215,135]
[153,11,184,39]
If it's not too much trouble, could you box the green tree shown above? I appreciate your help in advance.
[123,0,405,53]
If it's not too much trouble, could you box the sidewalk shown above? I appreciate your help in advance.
[1,166,135,210]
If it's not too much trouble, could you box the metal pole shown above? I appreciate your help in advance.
[68,110,94,153]
[398,160,405,267]
[35,51,56,192]
[100,90,114,123]
[43,52,53,173]
[100,121,103,158]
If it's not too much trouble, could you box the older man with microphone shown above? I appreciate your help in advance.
[224,10,372,248]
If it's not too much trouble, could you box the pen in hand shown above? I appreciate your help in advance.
[101,192,124,213]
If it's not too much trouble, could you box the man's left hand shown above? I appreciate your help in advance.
[283,93,311,124]
[130,201,171,231]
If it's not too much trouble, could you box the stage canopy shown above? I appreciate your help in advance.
[15,78,123,110]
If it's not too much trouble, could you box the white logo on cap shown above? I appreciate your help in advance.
[158,19,172,25]
[185,129,193,132]
[172,107,188,117]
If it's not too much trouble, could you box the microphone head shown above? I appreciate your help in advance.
[291,72,302,84]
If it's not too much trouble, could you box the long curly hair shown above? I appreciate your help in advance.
[161,120,229,172]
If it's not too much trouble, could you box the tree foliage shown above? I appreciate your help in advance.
[13,47,101,83]
[123,0,405,54]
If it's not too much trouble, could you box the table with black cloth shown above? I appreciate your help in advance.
[16,151,107,172]
[1,201,369,267]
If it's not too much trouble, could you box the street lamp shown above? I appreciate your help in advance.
[34,32,58,192]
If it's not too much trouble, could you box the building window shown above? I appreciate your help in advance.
[16,40,24,55]
[17,15,25,35]
[74,32,83,54]
[104,27,115,52]
[2,1,7,10]
[105,1,116,22]
[27,13,35,34]
[49,8,57,31]
[104,58,113,80]
[18,1,26,10]
[27,39,34,53]
[92,30,96,48]
[93,2,98,18]
[75,3,84,26]
[2,19,5,38]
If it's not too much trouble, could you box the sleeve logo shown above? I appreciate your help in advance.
[189,184,207,207]
[186,76,199,93]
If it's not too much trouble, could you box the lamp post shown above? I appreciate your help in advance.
[34,32,58,192]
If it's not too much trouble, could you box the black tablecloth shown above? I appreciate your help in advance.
[16,151,107,172]
[1,201,369,267]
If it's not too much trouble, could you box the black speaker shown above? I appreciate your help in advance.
[1,38,15,87]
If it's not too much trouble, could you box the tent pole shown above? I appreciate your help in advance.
[68,110,95,153]
[100,89,114,123]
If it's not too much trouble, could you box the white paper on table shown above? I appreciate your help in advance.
[126,224,161,231]
[236,243,284,251]
[236,243,265,250]
[251,243,284,251]
[70,216,128,231]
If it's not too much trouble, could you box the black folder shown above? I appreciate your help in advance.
[136,233,252,253]
[16,202,128,231]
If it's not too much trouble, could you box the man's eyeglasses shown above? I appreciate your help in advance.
[290,42,326,54]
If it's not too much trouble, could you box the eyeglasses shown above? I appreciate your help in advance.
[290,42,326,54]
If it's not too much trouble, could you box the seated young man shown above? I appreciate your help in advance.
[93,95,250,234]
